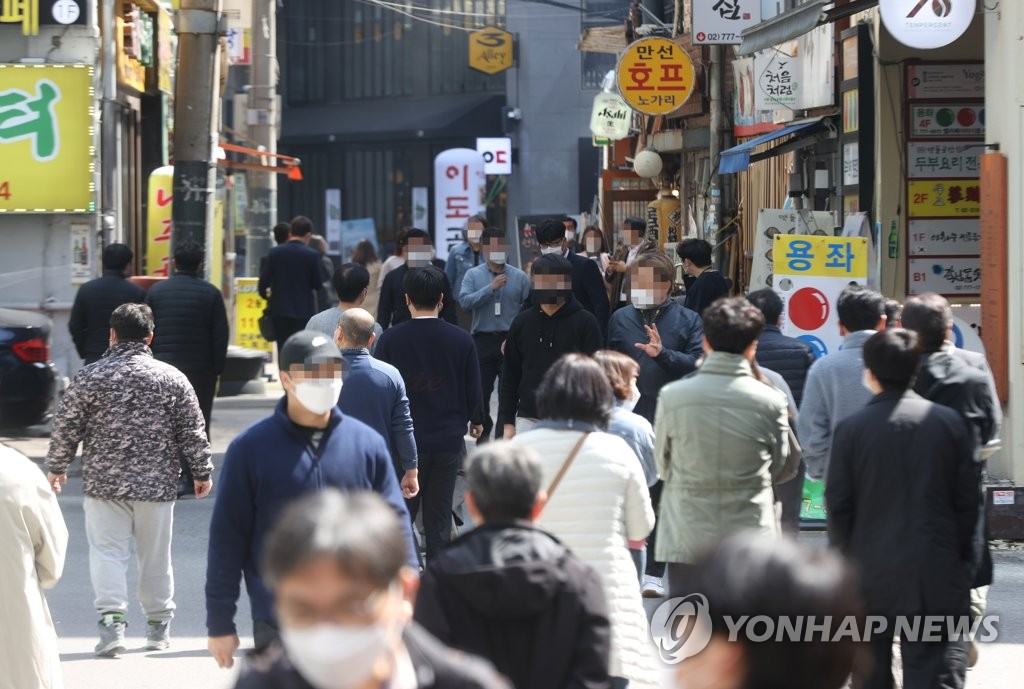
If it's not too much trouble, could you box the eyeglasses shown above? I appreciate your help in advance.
[278,585,394,628]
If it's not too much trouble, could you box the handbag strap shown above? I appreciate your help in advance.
[543,432,591,505]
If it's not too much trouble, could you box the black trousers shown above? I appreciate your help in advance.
[272,317,308,361]
[773,460,805,536]
[646,480,666,578]
[179,369,217,483]
[407,449,464,561]
[666,562,699,599]
[855,626,967,689]
[472,332,506,444]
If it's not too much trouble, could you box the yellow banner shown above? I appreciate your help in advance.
[774,235,869,278]
[146,166,174,276]
[0,65,94,212]
[908,179,980,218]
[211,197,224,291]
[235,278,272,352]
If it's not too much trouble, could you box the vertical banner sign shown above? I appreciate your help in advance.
[325,188,342,255]
[773,234,869,358]
[692,0,761,45]
[412,186,429,228]
[433,149,486,261]
[979,152,1008,402]
[234,277,272,352]
[146,166,175,276]
[70,222,92,284]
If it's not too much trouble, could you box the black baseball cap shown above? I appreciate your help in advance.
[279,330,343,370]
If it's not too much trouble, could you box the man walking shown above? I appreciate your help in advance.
[305,262,383,351]
[534,219,609,335]
[827,329,980,689]
[258,215,325,357]
[678,238,730,316]
[378,228,458,328]
[605,216,659,313]
[69,243,145,365]
[375,267,484,560]
[46,303,214,656]
[446,214,486,329]
[458,227,532,443]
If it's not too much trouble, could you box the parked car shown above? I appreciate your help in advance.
[0,308,57,429]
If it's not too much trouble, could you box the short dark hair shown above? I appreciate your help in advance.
[481,227,506,245]
[337,309,376,348]
[467,214,487,226]
[466,443,544,523]
[884,299,903,329]
[677,238,713,267]
[837,285,886,332]
[400,228,431,247]
[173,239,204,272]
[351,239,379,265]
[289,215,314,237]
[535,354,614,429]
[703,297,765,354]
[746,289,784,326]
[631,253,675,283]
[623,216,645,233]
[562,216,578,230]
[535,219,567,245]
[273,223,291,245]
[530,253,572,276]
[593,349,640,401]
[403,267,445,310]
[262,489,407,590]
[110,303,154,342]
[863,328,921,391]
[102,243,133,271]
[900,293,950,352]
[333,263,370,302]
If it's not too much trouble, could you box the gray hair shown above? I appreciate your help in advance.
[465,442,544,523]
[337,308,376,348]
[262,489,407,589]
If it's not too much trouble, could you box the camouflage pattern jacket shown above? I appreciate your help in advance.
[46,342,213,502]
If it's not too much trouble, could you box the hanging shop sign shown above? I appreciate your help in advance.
[0,64,95,213]
[909,103,984,139]
[468,26,514,75]
[880,0,976,51]
[589,92,632,140]
[907,142,980,178]
[616,37,696,116]
[3,0,89,34]
[907,179,980,218]
[908,218,980,257]
[906,63,984,100]
[433,149,486,261]
[732,56,781,136]
[476,137,513,175]
[691,0,761,45]
[908,257,980,296]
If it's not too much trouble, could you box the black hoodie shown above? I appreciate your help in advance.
[497,298,603,425]
[414,524,611,689]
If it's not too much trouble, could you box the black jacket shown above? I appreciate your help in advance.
[566,252,610,336]
[498,298,602,424]
[258,241,324,321]
[682,269,729,317]
[146,271,229,375]
[415,523,611,689]
[69,270,146,364]
[377,262,458,329]
[753,326,816,407]
[233,622,510,689]
[826,391,980,617]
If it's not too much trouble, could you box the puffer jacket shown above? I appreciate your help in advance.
[146,271,229,374]
[753,325,816,407]
[68,270,146,364]
[510,423,658,689]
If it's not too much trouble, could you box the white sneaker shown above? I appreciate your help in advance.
[642,575,665,598]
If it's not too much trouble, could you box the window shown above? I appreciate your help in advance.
[580,0,631,90]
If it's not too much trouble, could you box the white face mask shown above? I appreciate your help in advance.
[281,623,391,689]
[467,229,483,244]
[407,249,434,266]
[585,237,602,254]
[292,378,343,415]
[564,230,576,242]
[631,288,658,309]
[623,382,641,412]
[540,245,562,256]
[487,251,506,265]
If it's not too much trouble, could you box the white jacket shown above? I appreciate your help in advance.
[511,427,658,688]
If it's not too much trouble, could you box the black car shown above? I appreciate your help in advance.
[0,308,57,429]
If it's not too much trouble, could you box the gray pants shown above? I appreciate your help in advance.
[83,497,175,622]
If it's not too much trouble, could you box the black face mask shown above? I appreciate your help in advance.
[536,288,571,305]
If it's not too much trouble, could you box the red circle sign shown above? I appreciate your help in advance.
[788,287,830,331]
[696,32,706,41]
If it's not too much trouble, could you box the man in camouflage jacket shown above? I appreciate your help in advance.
[46,303,213,657]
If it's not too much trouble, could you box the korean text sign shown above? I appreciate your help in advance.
[146,166,174,277]
[616,37,695,116]
[692,0,761,45]
[0,64,94,213]
[234,278,272,352]
[433,149,486,261]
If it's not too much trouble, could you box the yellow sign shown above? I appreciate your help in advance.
[116,16,147,93]
[616,37,695,116]
[774,235,869,278]
[469,26,514,75]
[146,166,174,276]
[157,7,174,94]
[0,0,39,35]
[235,278,272,352]
[908,179,980,218]
[0,65,94,213]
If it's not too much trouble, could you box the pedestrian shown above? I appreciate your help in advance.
[0,444,68,689]
[499,254,603,438]
[258,215,326,359]
[375,267,484,560]
[534,218,609,335]
[605,216,659,313]
[334,308,419,500]
[446,214,486,330]
[377,227,408,290]
[306,262,383,353]
[654,297,791,599]
[351,239,382,317]
[662,532,862,689]
[677,238,730,316]
[562,215,579,253]
[577,224,612,279]
[797,285,887,483]
[509,353,656,689]
[414,442,612,689]
[307,234,336,311]
[378,228,458,329]
[826,328,980,689]
[884,298,903,328]
[457,226,532,444]
[146,239,229,495]
[206,330,419,667]
[234,489,510,689]
[46,303,214,656]
[69,242,145,365]
[258,223,292,277]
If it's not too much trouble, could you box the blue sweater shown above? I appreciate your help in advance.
[205,399,418,637]
[375,318,483,452]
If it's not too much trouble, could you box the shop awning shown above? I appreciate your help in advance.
[737,0,879,56]
[719,119,827,174]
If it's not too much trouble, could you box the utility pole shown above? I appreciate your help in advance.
[171,0,224,276]
[244,0,278,278]
[100,0,118,246]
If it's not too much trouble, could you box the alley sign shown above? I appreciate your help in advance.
[589,91,631,140]
[469,26,514,75]
[616,37,696,116]
[692,0,761,45]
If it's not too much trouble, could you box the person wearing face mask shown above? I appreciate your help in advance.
[446,215,487,331]
[499,255,603,439]
[606,217,659,313]
[577,225,612,278]
[234,489,510,689]
[531,218,609,336]
[457,227,532,445]
[378,228,458,329]
[206,331,419,668]
[561,215,579,253]
[677,238,730,317]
